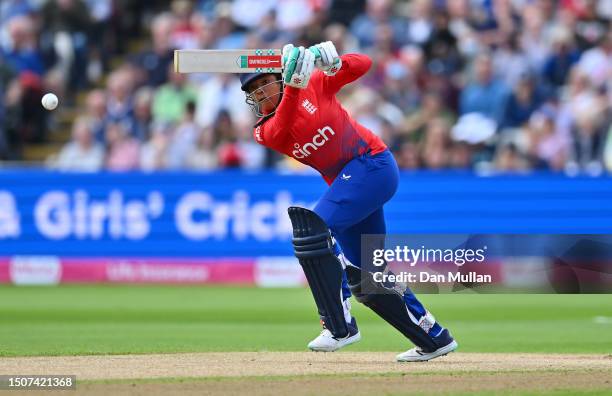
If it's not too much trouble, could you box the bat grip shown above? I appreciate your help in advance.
[284,47,300,83]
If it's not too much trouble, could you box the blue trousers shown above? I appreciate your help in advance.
[314,150,440,334]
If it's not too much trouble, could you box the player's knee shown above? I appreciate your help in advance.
[288,206,334,259]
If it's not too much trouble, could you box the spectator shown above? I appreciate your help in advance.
[567,106,607,174]
[350,0,405,49]
[447,0,481,58]
[402,91,454,143]
[525,108,569,170]
[55,116,104,171]
[577,29,612,89]
[192,12,216,52]
[131,12,175,87]
[556,66,599,139]
[186,128,217,170]
[327,0,366,27]
[275,0,318,32]
[381,60,420,115]
[519,4,550,73]
[131,87,154,141]
[420,118,451,169]
[170,0,200,50]
[140,122,171,171]
[542,28,581,90]
[494,142,530,172]
[1,16,45,76]
[152,63,197,124]
[230,0,276,29]
[346,88,385,136]
[195,74,251,130]
[395,141,420,169]
[323,23,360,56]
[492,34,531,88]
[3,71,46,147]
[167,101,200,169]
[214,2,247,49]
[254,10,294,46]
[105,67,134,125]
[214,110,243,168]
[237,130,267,171]
[41,0,91,37]
[83,0,114,79]
[449,141,473,169]
[459,53,509,126]
[105,121,140,171]
[570,0,609,51]
[404,0,433,46]
[423,10,462,77]
[0,1,34,29]
[502,73,543,129]
[85,89,107,141]
[40,0,92,89]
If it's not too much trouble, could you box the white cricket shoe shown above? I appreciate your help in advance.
[396,329,458,362]
[308,318,361,352]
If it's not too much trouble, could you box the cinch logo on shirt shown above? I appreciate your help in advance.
[292,126,336,159]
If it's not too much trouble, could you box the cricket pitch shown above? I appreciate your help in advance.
[3,352,611,395]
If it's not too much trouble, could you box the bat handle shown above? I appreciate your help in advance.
[284,47,300,83]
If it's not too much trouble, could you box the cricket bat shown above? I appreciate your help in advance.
[174,49,283,74]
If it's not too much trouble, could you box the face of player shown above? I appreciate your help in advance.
[247,74,282,116]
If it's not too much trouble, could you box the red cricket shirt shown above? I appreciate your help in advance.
[252,54,387,185]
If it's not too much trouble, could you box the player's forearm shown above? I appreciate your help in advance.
[333,54,373,84]
[321,54,372,93]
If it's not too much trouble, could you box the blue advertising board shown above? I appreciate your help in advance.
[1,170,611,257]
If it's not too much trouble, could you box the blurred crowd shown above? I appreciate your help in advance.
[1,0,611,174]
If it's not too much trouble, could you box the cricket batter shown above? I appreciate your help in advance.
[240,42,458,362]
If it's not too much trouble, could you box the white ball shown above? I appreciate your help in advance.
[41,93,59,111]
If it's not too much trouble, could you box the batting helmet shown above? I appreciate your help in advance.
[240,73,265,92]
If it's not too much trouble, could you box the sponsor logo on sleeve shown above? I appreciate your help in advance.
[254,126,263,142]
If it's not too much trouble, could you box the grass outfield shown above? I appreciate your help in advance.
[0,285,611,356]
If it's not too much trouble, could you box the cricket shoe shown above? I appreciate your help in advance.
[396,329,458,362]
[308,317,361,352]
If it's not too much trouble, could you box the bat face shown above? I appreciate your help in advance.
[174,49,283,74]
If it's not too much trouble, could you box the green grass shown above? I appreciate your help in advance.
[0,286,611,356]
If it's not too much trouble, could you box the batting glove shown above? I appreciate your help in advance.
[308,41,342,76]
[282,44,315,89]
